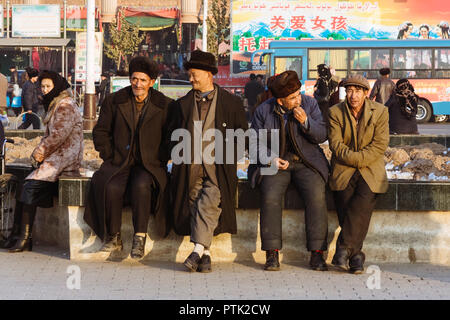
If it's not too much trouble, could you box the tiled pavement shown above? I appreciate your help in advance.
[0,246,449,300]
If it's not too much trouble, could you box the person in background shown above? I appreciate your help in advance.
[18,68,42,129]
[244,73,265,118]
[385,79,419,134]
[96,72,110,108]
[369,68,395,105]
[255,75,276,108]
[313,64,339,123]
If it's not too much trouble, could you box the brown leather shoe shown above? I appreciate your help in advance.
[130,234,146,259]
[183,252,201,272]
[100,233,123,252]
[197,254,212,273]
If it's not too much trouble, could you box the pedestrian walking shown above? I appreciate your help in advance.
[369,68,395,105]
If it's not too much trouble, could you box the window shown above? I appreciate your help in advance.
[392,49,432,79]
[308,49,347,79]
[435,49,450,78]
[349,49,390,79]
[275,57,302,78]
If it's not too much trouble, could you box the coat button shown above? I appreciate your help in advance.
[222,122,227,127]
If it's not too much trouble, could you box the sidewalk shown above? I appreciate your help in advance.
[0,246,449,300]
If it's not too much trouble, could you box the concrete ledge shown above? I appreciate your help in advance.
[33,205,450,266]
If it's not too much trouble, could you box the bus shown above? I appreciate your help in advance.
[252,39,450,123]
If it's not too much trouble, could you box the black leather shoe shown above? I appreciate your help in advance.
[1,224,20,249]
[130,234,146,259]
[310,251,328,271]
[197,254,212,273]
[100,233,123,252]
[349,252,365,274]
[8,224,32,253]
[184,252,201,272]
[264,250,280,271]
[332,248,350,271]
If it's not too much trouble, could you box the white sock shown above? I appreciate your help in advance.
[193,243,204,256]
[203,249,210,256]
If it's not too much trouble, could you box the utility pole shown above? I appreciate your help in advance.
[83,0,96,130]
[202,0,208,52]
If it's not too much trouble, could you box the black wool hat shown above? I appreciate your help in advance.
[183,50,218,75]
[27,68,39,78]
[380,68,390,76]
[269,70,302,99]
[129,56,159,80]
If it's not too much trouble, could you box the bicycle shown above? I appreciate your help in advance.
[0,138,18,243]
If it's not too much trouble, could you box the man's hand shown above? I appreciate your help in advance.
[293,106,307,124]
[273,157,289,170]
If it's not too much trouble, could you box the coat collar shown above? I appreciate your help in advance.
[115,86,165,132]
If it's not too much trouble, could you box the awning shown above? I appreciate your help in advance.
[120,7,180,31]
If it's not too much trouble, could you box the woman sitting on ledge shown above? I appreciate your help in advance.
[2,70,83,252]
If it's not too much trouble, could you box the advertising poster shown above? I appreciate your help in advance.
[75,32,104,83]
[231,0,450,75]
[12,5,60,38]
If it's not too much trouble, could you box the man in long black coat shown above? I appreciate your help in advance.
[167,50,248,272]
[84,57,173,259]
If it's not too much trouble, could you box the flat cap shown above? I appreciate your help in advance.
[341,74,370,91]
[269,70,301,98]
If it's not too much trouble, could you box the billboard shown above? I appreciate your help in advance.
[12,5,60,38]
[231,0,450,75]
[75,32,103,83]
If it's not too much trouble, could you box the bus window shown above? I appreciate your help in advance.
[393,49,432,79]
[275,57,302,78]
[308,49,347,79]
[435,49,450,78]
[350,49,390,79]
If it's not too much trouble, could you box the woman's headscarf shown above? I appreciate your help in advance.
[38,70,71,112]
[395,79,418,119]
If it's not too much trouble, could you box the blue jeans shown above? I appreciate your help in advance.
[259,161,328,251]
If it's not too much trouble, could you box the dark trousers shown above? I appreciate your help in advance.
[334,171,377,255]
[18,113,40,129]
[104,165,154,235]
[259,161,328,251]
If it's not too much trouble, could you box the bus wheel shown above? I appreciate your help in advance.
[433,115,448,123]
[416,99,432,123]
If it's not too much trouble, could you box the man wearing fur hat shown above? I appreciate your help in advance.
[328,74,389,274]
[84,56,173,259]
[248,70,330,272]
[167,50,248,273]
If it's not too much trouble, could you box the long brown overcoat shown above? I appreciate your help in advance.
[168,85,248,236]
[83,86,173,240]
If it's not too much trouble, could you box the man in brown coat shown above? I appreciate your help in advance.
[84,57,173,259]
[328,74,389,274]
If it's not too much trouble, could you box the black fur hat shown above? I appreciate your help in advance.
[129,56,159,80]
[183,50,218,75]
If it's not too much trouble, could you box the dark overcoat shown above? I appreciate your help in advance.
[168,85,248,236]
[83,86,173,240]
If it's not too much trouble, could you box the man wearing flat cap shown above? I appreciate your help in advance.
[248,70,330,272]
[167,50,248,273]
[84,56,173,259]
[369,68,395,105]
[328,74,389,274]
